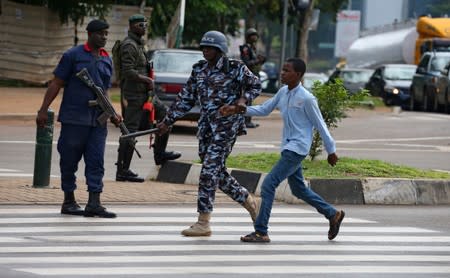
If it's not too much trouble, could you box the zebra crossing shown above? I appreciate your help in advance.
[0,205,449,277]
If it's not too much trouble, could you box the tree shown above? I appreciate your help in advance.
[146,0,242,46]
[238,0,346,65]
[295,0,348,62]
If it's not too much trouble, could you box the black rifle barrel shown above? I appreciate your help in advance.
[120,128,160,140]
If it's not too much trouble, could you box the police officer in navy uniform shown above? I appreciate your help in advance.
[116,14,181,183]
[36,19,117,218]
[240,28,266,128]
[157,30,262,236]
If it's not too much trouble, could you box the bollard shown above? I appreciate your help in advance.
[33,109,54,188]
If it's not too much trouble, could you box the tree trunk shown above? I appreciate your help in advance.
[295,0,316,62]
[246,7,257,29]
[264,22,277,59]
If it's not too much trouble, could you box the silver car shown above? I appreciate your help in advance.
[328,68,374,94]
[148,49,204,121]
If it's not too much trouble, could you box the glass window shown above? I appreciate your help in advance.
[418,55,430,69]
[342,70,373,83]
[153,52,204,73]
[384,67,416,80]
[430,56,450,72]
[373,69,382,79]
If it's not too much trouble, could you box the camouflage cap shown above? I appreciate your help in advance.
[129,14,146,23]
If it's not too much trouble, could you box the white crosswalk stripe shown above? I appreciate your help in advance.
[0,205,449,277]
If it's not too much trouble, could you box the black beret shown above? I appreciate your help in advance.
[86,19,109,32]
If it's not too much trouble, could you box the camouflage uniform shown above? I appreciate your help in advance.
[163,56,261,212]
[240,42,262,77]
[240,28,265,128]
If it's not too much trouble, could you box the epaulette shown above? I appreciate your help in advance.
[193,60,207,69]
[228,59,241,68]
[222,57,241,73]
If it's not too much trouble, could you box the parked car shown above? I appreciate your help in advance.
[410,52,450,112]
[436,61,450,113]
[302,72,328,92]
[148,49,204,121]
[328,68,374,94]
[365,64,417,107]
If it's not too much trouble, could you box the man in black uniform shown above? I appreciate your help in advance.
[116,14,181,183]
[239,28,266,128]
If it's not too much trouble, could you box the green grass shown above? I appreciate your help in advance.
[362,96,384,108]
[225,153,450,179]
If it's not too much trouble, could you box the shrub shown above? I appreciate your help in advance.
[308,78,368,160]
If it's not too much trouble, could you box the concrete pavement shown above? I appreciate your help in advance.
[0,87,449,205]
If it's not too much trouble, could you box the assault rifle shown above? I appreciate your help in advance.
[76,68,142,158]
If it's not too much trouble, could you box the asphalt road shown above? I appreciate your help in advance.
[0,108,449,181]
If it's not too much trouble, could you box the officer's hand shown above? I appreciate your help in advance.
[327,153,338,167]
[156,122,169,135]
[219,105,237,116]
[234,97,247,114]
[110,114,123,127]
[36,110,48,128]
[140,75,154,90]
[146,78,154,91]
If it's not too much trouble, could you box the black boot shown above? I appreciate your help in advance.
[153,132,181,165]
[116,140,145,182]
[84,192,116,218]
[61,192,85,216]
[245,116,259,128]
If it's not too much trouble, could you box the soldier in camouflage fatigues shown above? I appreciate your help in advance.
[240,28,266,77]
[158,30,262,236]
[239,28,266,129]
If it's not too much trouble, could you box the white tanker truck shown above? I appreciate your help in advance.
[345,17,450,69]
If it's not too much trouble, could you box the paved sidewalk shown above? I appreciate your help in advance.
[0,177,234,205]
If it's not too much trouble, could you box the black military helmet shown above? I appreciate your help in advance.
[199,30,228,54]
[245,28,258,38]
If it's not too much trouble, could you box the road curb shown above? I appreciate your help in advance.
[0,113,37,121]
[150,161,450,205]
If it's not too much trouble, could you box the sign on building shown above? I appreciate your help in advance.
[334,10,360,58]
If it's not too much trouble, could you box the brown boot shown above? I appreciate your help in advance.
[181,213,211,236]
[242,194,261,223]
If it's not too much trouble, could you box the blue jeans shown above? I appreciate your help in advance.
[254,150,337,235]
